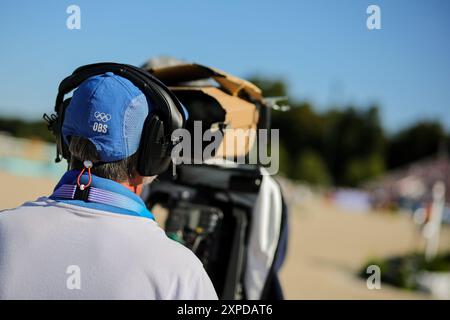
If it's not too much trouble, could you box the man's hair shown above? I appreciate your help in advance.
[68,136,138,182]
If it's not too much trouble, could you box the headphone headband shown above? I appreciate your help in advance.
[55,63,185,131]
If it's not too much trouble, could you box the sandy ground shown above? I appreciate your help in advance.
[0,172,56,209]
[279,199,450,299]
[1,171,449,299]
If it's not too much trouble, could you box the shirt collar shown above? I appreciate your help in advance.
[51,170,154,220]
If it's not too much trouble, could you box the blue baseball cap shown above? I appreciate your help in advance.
[62,72,151,162]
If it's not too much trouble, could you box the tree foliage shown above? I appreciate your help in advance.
[0,118,54,142]
[250,77,449,187]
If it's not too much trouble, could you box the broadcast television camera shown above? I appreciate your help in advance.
[141,61,288,300]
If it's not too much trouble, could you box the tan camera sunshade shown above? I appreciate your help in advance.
[147,63,262,158]
[148,63,263,103]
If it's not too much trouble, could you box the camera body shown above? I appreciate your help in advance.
[144,163,263,299]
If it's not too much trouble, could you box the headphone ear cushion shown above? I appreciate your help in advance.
[137,114,172,176]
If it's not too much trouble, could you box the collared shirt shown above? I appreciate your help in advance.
[0,171,218,300]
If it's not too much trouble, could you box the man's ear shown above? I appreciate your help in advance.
[128,174,144,187]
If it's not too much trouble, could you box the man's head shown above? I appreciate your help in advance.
[62,72,153,186]
[68,136,139,182]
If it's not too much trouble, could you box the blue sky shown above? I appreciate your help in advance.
[0,0,449,133]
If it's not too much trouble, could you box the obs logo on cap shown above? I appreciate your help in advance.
[94,112,111,122]
[93,112,111,133]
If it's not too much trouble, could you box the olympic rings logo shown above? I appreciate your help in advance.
[94,112,111,122]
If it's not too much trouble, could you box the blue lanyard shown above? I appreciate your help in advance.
[50,170,154,221]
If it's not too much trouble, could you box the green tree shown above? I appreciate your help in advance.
[323,106,386,185]
[387,121,447,169]
[292,149,331,185]
[243,76,450,186]
[247,77,288,97]
[344,154,385,187]
[0,117,54,142]
[276,142,290,175]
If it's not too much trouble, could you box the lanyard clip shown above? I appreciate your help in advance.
[75,160,93,201]
[74,184,90,201]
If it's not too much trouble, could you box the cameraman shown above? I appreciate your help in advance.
[0,71,217,300]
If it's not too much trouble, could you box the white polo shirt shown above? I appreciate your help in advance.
[0,194,218,300]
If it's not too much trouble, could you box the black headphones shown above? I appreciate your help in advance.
[44,62,186,176]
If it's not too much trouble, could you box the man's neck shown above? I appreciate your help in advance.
[119,182,143,195]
